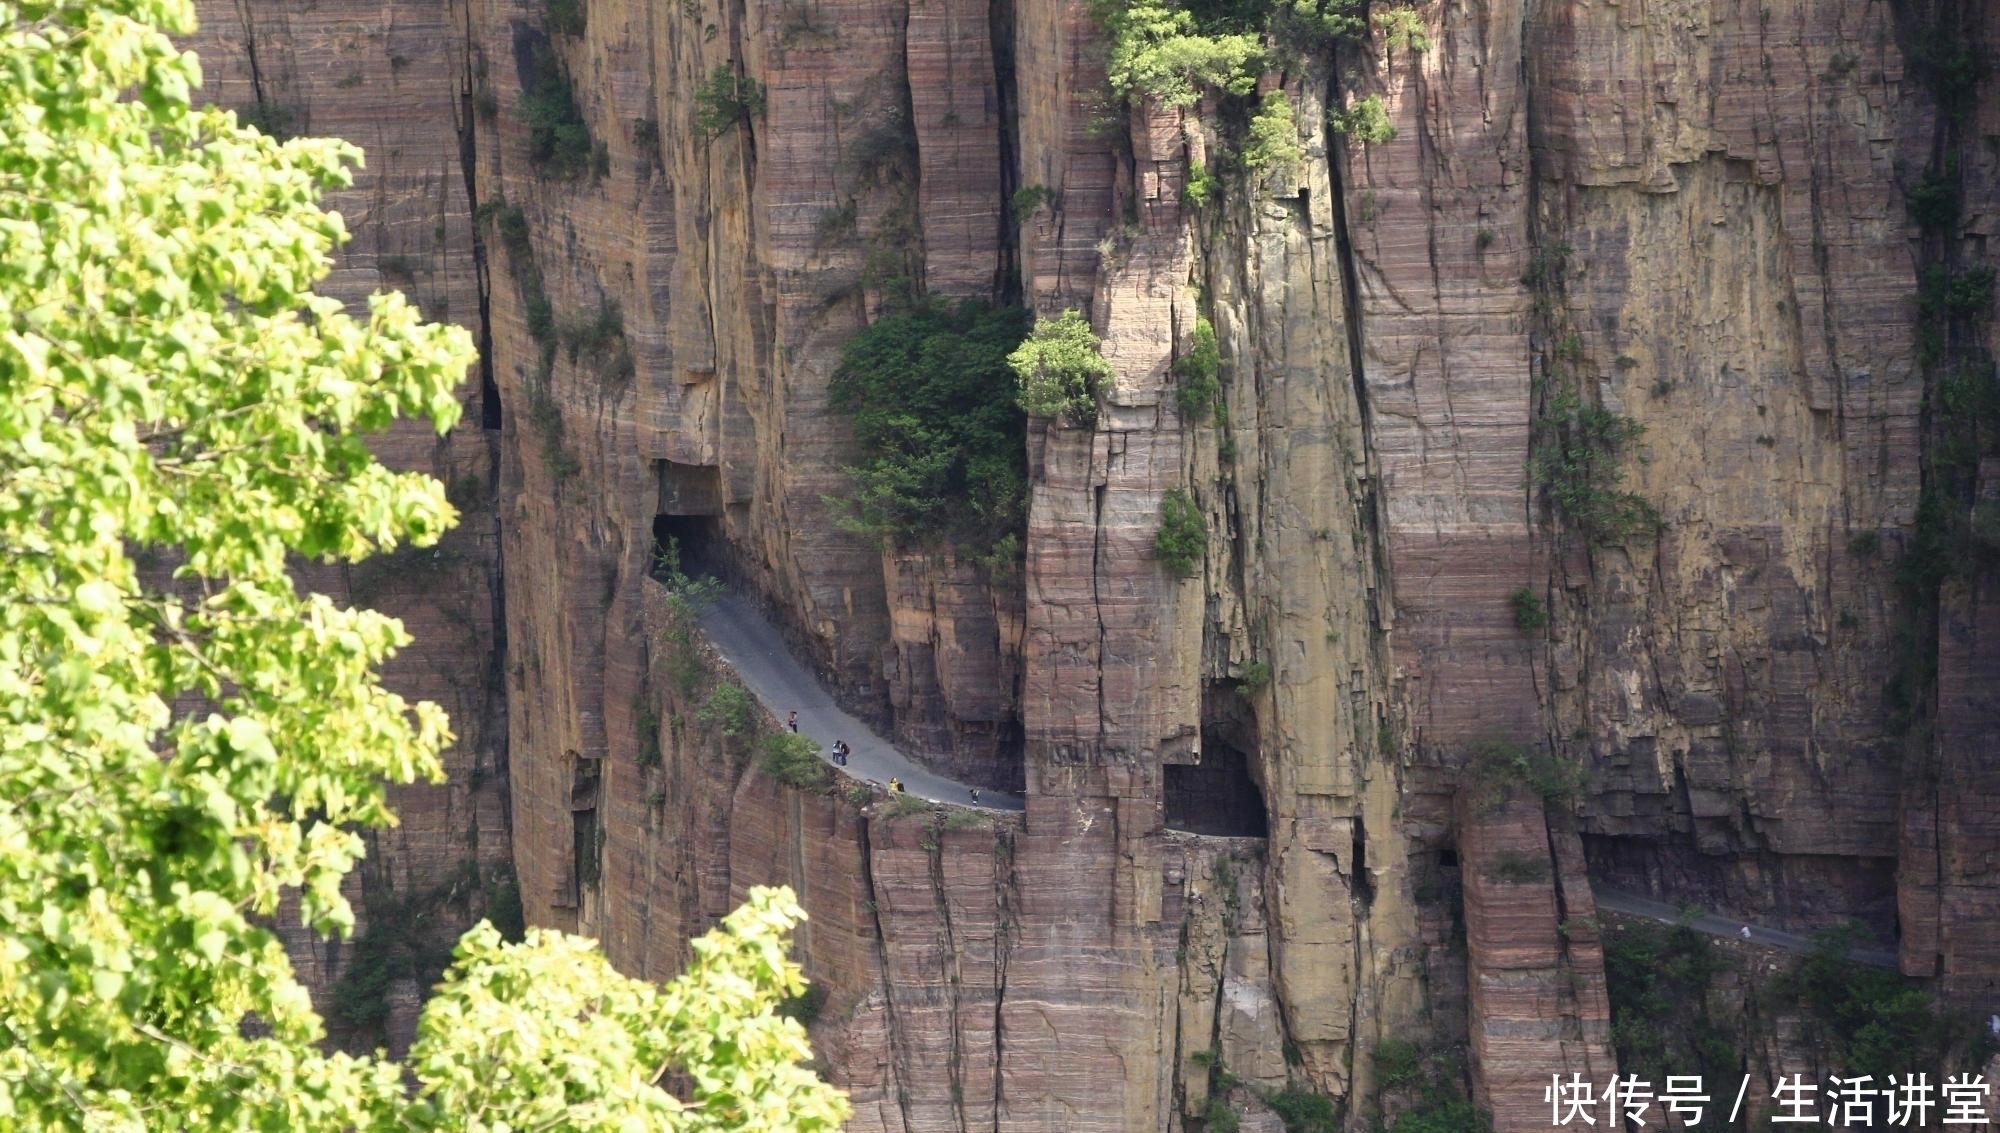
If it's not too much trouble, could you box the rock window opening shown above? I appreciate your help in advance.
[1165,736,1269,837]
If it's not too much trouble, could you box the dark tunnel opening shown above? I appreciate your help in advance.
[1165,736,1269,837]
[651,513,724,581]
[650,460,728,582]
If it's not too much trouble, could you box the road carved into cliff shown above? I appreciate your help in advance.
[1595,887,1898,969]
[696,593,1026,811]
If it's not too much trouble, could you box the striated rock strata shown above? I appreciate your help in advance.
[181,0,1999,1120]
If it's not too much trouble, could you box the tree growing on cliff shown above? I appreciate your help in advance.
[0,2,849,1130]
[1011,309,1114,428]
[828,298,1032,560]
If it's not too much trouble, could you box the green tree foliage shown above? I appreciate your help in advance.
[695,65,766,139]
[760,734,830,790]
[521,43,597,179]
[1332,94,1396,145]
[1244,91,1304,178]
[700,682,758,739]
[1097,0,1263,107]
[0,4,849,1129]
[1011,183,1052,223]
[1462,738,1585,805]
[547,0,586,35]
[828,300,1032,557]
[1156,487,1209,577]
[1011,309,1113,427]
[1773,924,1995,1081]
[1508,585,1547,631]
[1532,388,1660,545]
[1175,317,1223,418]
[1265,1089,1336,1133]
[1371,6,1429,53]
[1601,921,1738,1090]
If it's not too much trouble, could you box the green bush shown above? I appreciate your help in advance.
[547,0,586,35]
[1096,0,1263,108]
[885,793,931,819]
[1603,920,1736,1088]
[1908,166,1959,231]
[1012,310,1112,427]
[1011,183,1052,223]
[633,117,662,168]
[699,682,757,738]
[1204,1096,1240,1133]
[1239,660,1272,690]
[1245,92,1304,178]
[1175,317,1222,418]
[1333,94,1396,145]
[635,705,661,767]
[482,867,527,943]
[1182,161,1218,207]
[1388,1096,1487,1133]
[1265,1089,1336,1133]
[557,299,634,385]
[1372,5,1429,52]
[1372,1039,1423,1089]
[1532,388,1660,545]
[828,299,1032,557]
[1463,738,1584,804]
[1488,850,1550,884]
[1155,487,1207,577]
[1509,585,1547,632]
[759,732,829,790]
[521,45,595,179]
[694,65,765,139]
[1774,923,1994,1080]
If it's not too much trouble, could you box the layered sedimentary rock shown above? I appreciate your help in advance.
[187,0,513,1052]
[1457,792,1615,1133]
[181,0,1998,1120]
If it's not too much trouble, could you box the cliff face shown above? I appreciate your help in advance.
[187,0,515,1052]
[186,0,1996,1122]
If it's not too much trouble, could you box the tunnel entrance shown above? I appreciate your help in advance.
[651,460,727,581]
[1165,737,1269,837]
[651,513,725,580]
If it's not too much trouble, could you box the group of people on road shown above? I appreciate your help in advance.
[787,706,984,806]
[789,710,852,766]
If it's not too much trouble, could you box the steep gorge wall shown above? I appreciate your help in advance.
[187,0,515,1051]
[180,0,1999,1122]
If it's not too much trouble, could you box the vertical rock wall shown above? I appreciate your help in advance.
[177,0,1999,1119]
[186,0,513,1052]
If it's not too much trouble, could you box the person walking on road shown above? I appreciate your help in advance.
[787,710,799,733]
[888,777,905,794]
[1739,925,1752,941]
[969,788,980,805]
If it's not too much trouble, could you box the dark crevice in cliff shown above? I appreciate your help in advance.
[1884,0,1989,981]
[924,835,972,1133]
[989,0,1023,304]
[1319,73,1396,650]
[856,818,917,1131]
[233,0,269,106]
[1322,79,1374,460]
[989,834,1015,1131]
[458,30,502,433]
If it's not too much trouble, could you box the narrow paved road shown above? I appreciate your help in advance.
[1595,887,1899,969]
[695,593,1025,811]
